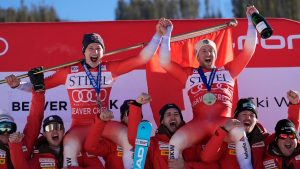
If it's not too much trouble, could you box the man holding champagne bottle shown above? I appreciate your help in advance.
[159,5,263,169]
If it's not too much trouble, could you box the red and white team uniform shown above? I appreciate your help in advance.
[159,15,257,161]
[185,66,234,119]
[9,92,104,169]
[84,116,125,169]
[10,140,104,169]
[126,103,219,169]
[44,61,136,126]
[263,141,300,169]
[84,103,143,169]
[145,133,219,169]
[201,103,300,169]
[7,91,45,169]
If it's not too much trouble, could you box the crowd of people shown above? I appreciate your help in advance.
[1,5,300,169]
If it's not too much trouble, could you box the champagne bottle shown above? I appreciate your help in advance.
[251,12,273,39]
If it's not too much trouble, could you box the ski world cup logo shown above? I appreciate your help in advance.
[0,37,8,56]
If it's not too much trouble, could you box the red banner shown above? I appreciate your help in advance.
[0,18,299,131]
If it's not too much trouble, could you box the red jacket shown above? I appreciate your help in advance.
[9,91,104,169]
[84,116,125,169]
[200,103,300,169]
[263,142,300,169]
[201,124,269,169]
[127,103,218,169]
[3,92,45,169]
[0,144,13,169]
[10,138,103,169]
[84,102,148,169]
[9,140,62,169]
[145,131,219,169]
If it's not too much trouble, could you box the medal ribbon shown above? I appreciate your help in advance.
[197,66,217,92]
[83,62,101,103]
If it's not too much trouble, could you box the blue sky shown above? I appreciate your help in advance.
[0,0,233,21]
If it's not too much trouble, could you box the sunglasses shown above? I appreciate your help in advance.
[44,123,64,132]
[279,133,297,139]
[0,122,17,135]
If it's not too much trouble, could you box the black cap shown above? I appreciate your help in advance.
[82,33,105,54]
[275,119,297,140]
[43,115,64,132]
[120,100,135,120]
[159,103,183,123]
[234,98,258,118]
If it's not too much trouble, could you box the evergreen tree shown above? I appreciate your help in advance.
[0,1,60,22]
[232,0,300,21]
[115,0,199,20]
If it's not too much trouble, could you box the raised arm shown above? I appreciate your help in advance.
[21,67,46,158]
[287,90,300,130]
[108,19,164,77]
[226,6,258,79]
[159,18,189,86]
[127,93,152,146]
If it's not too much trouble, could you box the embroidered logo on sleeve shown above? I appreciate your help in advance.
[263,159,277,169]
[0,150,6,164]
[39,158,56,168]
[228,143,236,155]
[159,141,169,156]
[117,145,123,157]
[252,141,265,148]
[71,66,79,73]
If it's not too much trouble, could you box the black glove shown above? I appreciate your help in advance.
[28,67,44,92]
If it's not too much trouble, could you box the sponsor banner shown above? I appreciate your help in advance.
[237,67,300,132]
[0,70,158,132]
[0,18,299,136]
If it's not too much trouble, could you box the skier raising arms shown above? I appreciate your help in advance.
[5,18,167,168]
[159,6,258,169]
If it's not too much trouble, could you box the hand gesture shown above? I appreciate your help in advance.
[9,132,24,143]
[136,92,152,105]
[99,109,114,121]
[246,5,259,16]
[287,90,299,105]
[156,18,173,36]
[5,74,20,89]
[222,119,242,132]
[28,67,45,92]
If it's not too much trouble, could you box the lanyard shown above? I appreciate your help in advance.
[197,67,216,92]
[83,62,101,99]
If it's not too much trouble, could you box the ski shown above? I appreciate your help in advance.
[132,120,152,169]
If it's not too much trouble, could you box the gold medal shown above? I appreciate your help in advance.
[203,92,216,105]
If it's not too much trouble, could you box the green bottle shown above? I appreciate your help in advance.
[251,12,273,39]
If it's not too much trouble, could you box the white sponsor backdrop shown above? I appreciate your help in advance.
[237,67,300,132]
[0,70,160,134]
[0,67,299,135]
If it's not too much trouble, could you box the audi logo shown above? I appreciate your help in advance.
[189,83,233,95]
[71,89,107,103]
[0,37,8,56]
